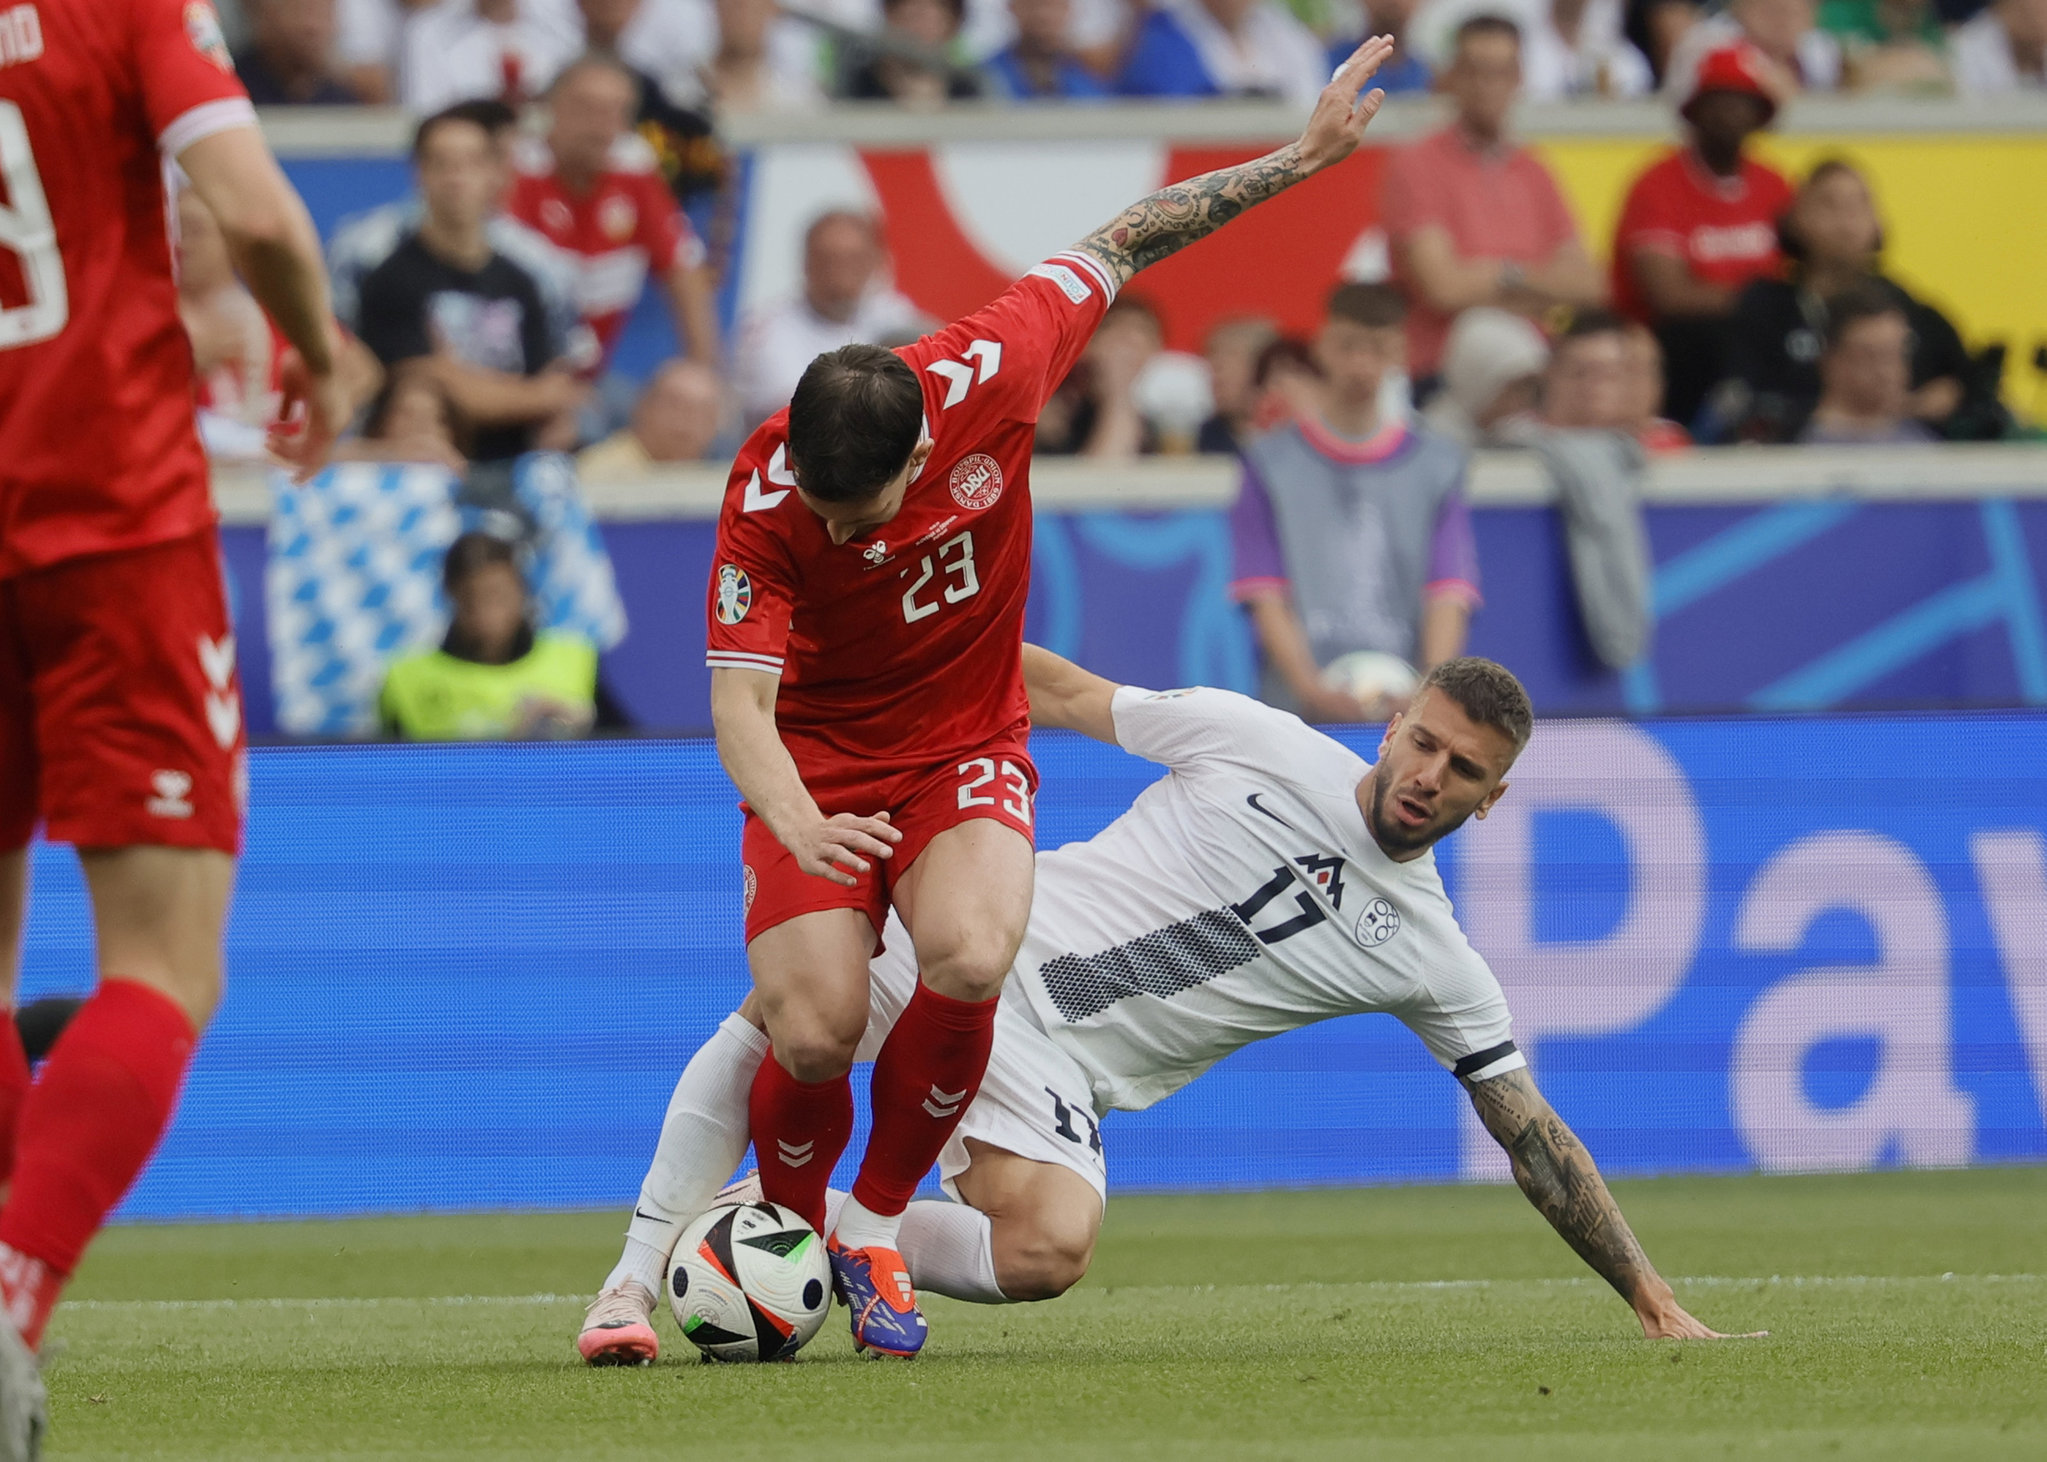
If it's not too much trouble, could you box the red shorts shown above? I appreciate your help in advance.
[0,529,246,856]
[742,736,1038,948]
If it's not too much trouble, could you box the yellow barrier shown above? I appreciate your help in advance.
[1536,134,2047,408]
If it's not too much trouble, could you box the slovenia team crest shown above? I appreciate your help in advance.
[715,564,752,624]
[949,454,1004,510]
[1356,898,1401,946]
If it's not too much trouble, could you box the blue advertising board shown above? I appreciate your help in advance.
[17,715,2046,1220]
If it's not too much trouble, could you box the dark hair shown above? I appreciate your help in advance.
[442,530,522,593]
[1325,282,1407,329]
[786,344,925,503]
[1556,306,1627,343]
[1777,157,1884,264]
[1252,336,1320,389]
[412,99,517,159]
[1453,13,1522,51]
[884,0,965,19]
[1418,657,1533,752]
[1820,282,1906,351]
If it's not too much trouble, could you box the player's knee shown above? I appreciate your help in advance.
[767,1021,859,1082]
[994,1208,1097,1301]
[917,939,1014,1004]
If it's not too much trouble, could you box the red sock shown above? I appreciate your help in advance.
[0,1018,28,1187]
[0,980,195,1301]
[749,1053,852,1235]
[852,984,997,1218]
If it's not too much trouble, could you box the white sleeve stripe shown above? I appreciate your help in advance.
[707,652,784,672]
[158,98,260,158]
[1053,251,1118,304]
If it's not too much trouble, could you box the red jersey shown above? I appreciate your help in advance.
[1611,147,1794,323]
[506,134,703,372]
[0,0,255,578]
[706,250,1117,776]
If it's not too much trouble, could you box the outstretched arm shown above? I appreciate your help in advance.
[1462,1066,1762,1340]
[1022,644,1121,744]
[1069,37,1396,292]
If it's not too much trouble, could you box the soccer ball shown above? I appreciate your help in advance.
[1322,650,1420,706]
[667,1202,834,1363]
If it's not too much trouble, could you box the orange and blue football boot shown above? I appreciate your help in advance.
[828,1239,928,1358]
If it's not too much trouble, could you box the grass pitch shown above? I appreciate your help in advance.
[44,1167,2047,1460]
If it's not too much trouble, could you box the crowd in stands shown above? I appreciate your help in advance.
[212,0,2047,110]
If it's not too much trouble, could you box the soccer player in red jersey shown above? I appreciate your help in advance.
[506,54,719,375]
[0,0,345,1449]
[575,37,1404,1365]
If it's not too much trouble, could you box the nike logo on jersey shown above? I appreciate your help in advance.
[743,445,800,512]
[1245,793,1295,830]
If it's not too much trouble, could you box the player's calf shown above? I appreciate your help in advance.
[957,1144,1102,1302]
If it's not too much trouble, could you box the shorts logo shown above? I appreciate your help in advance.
[742,864,758,914]
[183,2,232,71]
[1356,897,1401,946]
[949,454,1003,511]
[147,770,195,821]
[199,633,239,750]
[715,564,752,625]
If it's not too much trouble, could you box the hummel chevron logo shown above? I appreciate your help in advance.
[776,1139,815,1168]
[199,633,240,749]
[921,1085,967,1119]
[743,444,800,512]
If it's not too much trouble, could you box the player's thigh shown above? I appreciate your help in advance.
[746,908,879,1081]
[891,754,1039,1000]
[78,845,233,1028]
[0,580,38,999]
[953,1139,1103,1301]
[0,849,24,1006]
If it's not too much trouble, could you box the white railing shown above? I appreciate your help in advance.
[209,443,2047,525]
[255,93,2047,159]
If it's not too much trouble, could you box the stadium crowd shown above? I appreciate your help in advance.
[181,0,2039,740]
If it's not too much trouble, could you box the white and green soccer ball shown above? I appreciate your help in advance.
[667,1201,833,1363]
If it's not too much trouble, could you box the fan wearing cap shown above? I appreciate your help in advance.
[1611,42,1795,427]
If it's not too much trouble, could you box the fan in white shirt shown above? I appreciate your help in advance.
[1415,0,1653,100]
[400,0,586,112]
[574,645,1760,1366]
[1954,0,2047,94]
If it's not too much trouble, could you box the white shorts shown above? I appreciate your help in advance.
[859,919,1109,1208]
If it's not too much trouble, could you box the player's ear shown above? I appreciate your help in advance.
[1474,777,1509,820]
[908,438,935,471]
[1377,712,1400,758]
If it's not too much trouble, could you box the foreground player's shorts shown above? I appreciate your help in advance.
[0,529,245,856]
[858,919,1108,1208]
[740,735,1038,949]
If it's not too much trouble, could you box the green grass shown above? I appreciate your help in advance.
[43,1167,2047,1459]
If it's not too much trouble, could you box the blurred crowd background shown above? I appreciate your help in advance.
[182,0,2047,742]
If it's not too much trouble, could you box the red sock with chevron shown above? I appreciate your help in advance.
[850,984,997,1224]
[748,1053,852,1236]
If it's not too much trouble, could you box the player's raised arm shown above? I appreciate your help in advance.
[1068,36,1397,293]
[708,667,901,887]
[176,126,348,481]
[1022,645,1122,745]
[1460,1066,1764,1340]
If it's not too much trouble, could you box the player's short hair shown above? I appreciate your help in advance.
[1820,282,1907,351]
[1453,13,1522,53]
[1325,282,1407,330]
[1418,657,1533,753]
[413,100,515,159]
[787,344,924,503]
[442,530,522,592]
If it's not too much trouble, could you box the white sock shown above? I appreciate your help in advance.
[823,1188,1009,1304]
[830,1193,903,1252]
[899,1200,1010,1304]
[601,1013,768,1295]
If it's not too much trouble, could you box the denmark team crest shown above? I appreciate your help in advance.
[949,454,1004,510]
[715,564,752,624]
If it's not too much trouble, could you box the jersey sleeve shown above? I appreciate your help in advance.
[909,253,1118,425]
[1110,684,1321,773]
[1393,935,1523,1082]
[704,450,801,676]
[130,0,256,157]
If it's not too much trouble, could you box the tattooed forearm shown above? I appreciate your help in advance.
[1463,1068,1658,1307]
[1071,143,1313,288]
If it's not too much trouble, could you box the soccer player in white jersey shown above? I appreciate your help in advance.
[579,648,1753,1360]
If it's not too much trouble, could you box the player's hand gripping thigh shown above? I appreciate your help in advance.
[79,846,233,1029]
[892,820,1035,1004]
[952,1138,1102,1301]
[747,909,878,1081]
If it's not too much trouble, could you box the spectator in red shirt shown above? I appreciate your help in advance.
[1380,14,1604,388]
[507,54,721,380]
[1612,41,1794,426]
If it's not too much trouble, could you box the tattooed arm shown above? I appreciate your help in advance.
[1462,1066,1759,1340]
[1070,37,1397,292]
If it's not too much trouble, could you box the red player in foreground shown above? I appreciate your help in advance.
[0,1,344,1452]
[578,37,1404,1364]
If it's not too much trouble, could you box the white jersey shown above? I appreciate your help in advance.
[1013,686,1524,1114]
